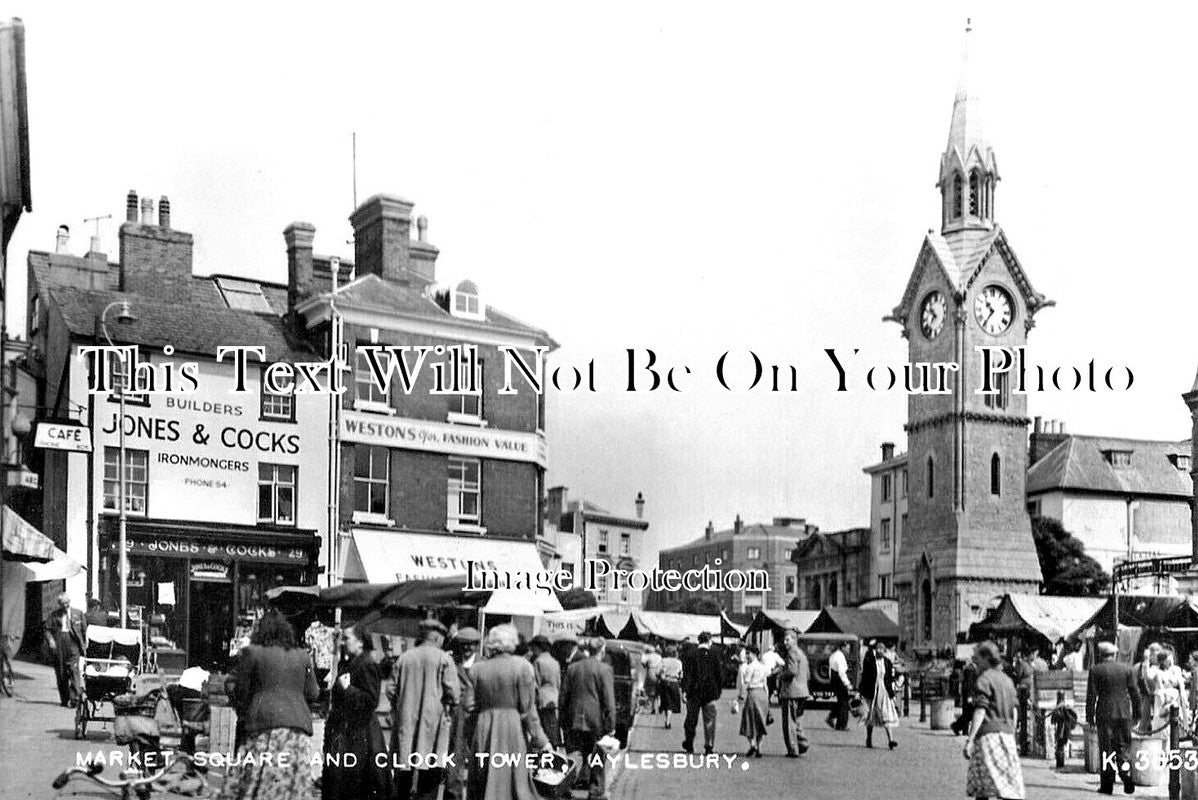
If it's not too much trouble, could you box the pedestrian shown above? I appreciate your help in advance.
[777,628,811,758]
[734,644,770,758]
[826,639,853,730]
[1134,642,1162,734]
[760,642,784,704]
[1149,645,1188,733]
[392,618,460,800]
[859,639,899,750]
[444,626,481,800]
[562,637,617,800]
[657,644,683,729]
[681,631,724,755]
[468,624,550,800]
[218,609,319,800]
[44,591,86,708]
[952,655,980,736]
[322,625,392,800]
[529,634,562,749]
[641,645,662,714]
[1086,640,1139,795]
[84,597,109,628]
[962,641,1025,800]
[1061,641,1084,673]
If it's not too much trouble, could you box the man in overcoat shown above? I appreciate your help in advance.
[562,637,617,800]
[777,627,811,757]
[392,619,460,800]
[1086,641,1140,795]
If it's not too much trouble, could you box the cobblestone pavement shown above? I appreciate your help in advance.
[609,696,1175,800]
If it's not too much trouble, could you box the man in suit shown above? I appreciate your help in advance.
[44,591,86,707]
[562,637,617,800]
[681,631,724,755]
[529,634,563,748]
[1087,640,1140,795]
[777,627,811,757]
[392,619,460,800]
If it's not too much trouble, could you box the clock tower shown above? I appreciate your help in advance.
[885,24,1053,652]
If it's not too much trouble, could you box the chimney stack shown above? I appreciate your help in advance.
[635,492,645,520]
[705,521,714,540]
[881,441,895,461]
[158,196,171,229]
[140,197,154,225]
[126,190,138,223]
[546,486,568,525]
[349,194,415,283]
[733,514,743,535]
[283,221,316,312]
[417,215,428,242]
[55,225,70,254]
[88,235,103,255]
[119,189,195,298]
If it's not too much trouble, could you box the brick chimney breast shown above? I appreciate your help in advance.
[283,221,316,311]
[349,193,415,283]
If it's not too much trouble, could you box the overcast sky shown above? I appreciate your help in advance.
[6,3,1198,560]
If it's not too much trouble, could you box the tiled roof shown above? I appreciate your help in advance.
[662,523,815,553]
[317,274,557,347]
[46,285,314,362]
[1027,434,1192,499]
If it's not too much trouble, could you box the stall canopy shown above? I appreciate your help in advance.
[605,610,746,642]
[342,530,563,615]
[969,594,1105,645]
[539,606,618,641]
[743,610,820,640]
[594,612,632,639]
[266,576,491,611]
[806,607,901,642]
[1072,595,1198,635]
[1,506,55,562]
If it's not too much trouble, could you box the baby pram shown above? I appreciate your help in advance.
[76,625,142,739]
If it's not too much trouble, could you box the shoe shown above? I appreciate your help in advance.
[785,751,798,758]
[745,747,757,758]
[1123,784,1135,795]
[1096,789,1113,796]
[798,744,809,755]
[682,743,693,754]
[825,717,836,729]
[889,741,898,750]
[664,722,672,729]
[704,746,714,756]
[754,749,763,759]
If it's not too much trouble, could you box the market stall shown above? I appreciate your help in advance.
[968,594,1105,654]
[606,610,746,642]
[742,609,819,650]
[806,606,901,645]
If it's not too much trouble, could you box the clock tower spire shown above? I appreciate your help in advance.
[885,20,1053,653]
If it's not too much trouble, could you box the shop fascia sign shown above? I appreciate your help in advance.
[341,411,547,467]
[34,421,92,452]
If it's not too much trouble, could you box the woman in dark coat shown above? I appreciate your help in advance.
[322,626,392,800]
[218,610,319,800]
[858,639,899,750]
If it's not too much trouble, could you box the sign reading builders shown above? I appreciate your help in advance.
[341,411,547,467]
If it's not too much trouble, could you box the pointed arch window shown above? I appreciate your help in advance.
[991,453,1001,496]
[927,456,935,499]
[952,173,964,219]
[969,170,980,216]
[921,578,933,641]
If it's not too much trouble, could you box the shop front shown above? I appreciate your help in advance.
[99,518,319,671]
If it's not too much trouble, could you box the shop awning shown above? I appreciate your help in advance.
[17,544,83,581]
[343,530,562,615]
[743,609,820,639]
[1,506,55,562]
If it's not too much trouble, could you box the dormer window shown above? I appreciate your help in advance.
[215,276,273,313]
[1104,450,1133,468]
[451,279,484,321]
[1170,454,1191,472]
[968,170,980,217]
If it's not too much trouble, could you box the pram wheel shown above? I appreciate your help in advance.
[74,701,88,739]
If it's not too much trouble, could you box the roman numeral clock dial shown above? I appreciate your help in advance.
[919,290,946,339]
[973,285,1013,335]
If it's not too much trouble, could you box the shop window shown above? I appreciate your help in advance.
[448,358,484,424]
[598,530,609,554]
[103,447,148,515]
[260,369,295,422]
[258,463,297,525]
[353,445,390,520]
[447,457,482,530]
[354,348,392,412]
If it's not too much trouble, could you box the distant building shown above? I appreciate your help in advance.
[1027,418,1191,574]
[650,516,818,614]
[544,486,647,609]
[862,442,908,600]
[790,528,872,610]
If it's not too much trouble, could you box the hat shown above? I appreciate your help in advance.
[420,618,448,635]
[1097,641,1118,657]
[452,626,481,644]
[530,635,551,650]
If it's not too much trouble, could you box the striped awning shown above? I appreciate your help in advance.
[1,506,55,563]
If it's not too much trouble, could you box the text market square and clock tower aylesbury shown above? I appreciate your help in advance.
[886,24,1052,652]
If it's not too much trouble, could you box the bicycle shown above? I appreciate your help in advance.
[52,752,206,800]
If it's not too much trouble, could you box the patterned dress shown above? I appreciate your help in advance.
[216,728,316,800]
[965,667,1026,800]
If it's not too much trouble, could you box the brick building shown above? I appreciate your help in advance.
[789,528,871,610]
[862,442,908,600]
[884,33,1050,652]
[544,486,648,609]
[286,193,561,623]
[649,516,817,615]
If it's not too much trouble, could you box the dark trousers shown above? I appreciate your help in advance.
[568,730,607,800]
[1097,718,1134,792]
[826,683,850,730]
[395,767,443,800]
[539,705,561,748]
[781,697,809,754]
[683,698,718,751]
[52,634,82,705]
[951,702,976,735]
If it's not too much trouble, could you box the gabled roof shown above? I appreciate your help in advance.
[806,607,901,641]
[1027,434,1192,499]
[46,285,313,362]
[793,528,869,560]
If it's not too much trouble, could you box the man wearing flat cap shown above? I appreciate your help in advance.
[444,626,481,800]
[1086,641,1139,795]
[393,618,460,800]
[529,635,563,748]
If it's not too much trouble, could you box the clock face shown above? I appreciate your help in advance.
[919,291,947,339]
[974,285,1013,334]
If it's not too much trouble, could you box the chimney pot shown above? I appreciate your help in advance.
[126,190,138,223]
[140,197,154,225]
[1034,416,1042,434]
[733,514,743,535]
[158,196,171,228]
[88,235,103,255]
[705,521,714,540]
[881,441,896,461]
[417,215,428,242]
[634,491,645,520]
[55,224,70,255]
[1059,421,1067,434]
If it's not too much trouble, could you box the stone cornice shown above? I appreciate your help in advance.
[904,410,1030,434]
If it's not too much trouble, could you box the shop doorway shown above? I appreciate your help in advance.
[189,580,234,671]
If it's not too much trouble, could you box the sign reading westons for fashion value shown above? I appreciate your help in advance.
[341,412,547,467]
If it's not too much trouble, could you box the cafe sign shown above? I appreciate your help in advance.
[34,422,92,452]
[341,411,547,467]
